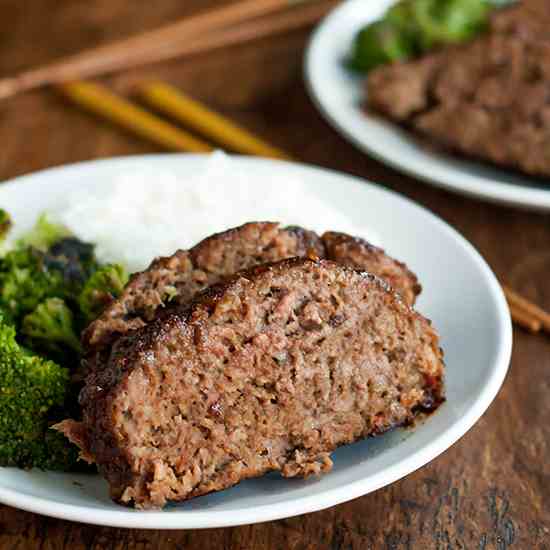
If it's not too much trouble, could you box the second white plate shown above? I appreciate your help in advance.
[305,0,550,210]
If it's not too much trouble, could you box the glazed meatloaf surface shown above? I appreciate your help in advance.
[59,258,444,509]
[83,222,420,355]
[82,222,323,352]
[366,0,550,177]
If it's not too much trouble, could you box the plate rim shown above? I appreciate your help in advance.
[304,0,550,211]
[0,154,513,528]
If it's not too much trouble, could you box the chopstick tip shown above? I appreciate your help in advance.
[0,77,18,101]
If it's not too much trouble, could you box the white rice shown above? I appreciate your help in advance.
[54,152,379,272]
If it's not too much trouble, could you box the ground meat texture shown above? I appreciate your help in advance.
[60,258,444,509]
[366,1,550,178]
[83,222,324,351]
[83,222,420,361]
[322,232,420,306]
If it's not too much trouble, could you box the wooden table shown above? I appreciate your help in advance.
[1,1,549,547]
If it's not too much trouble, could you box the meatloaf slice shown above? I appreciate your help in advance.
[82,222,324,351]
[83,222,420,358]
[59,258,444,509]
[366,1,550,177]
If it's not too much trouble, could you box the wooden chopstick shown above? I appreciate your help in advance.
[60,81,290,158]
[58,82,213,153]
[503,285,550,333]
[139,82,291,160]
[508,304,542,334]
[0,0,331,100]
[138,0,339,73]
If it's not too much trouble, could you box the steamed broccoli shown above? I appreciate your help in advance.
[349,20,419,72]
[0,313,80,470]
[0,209,11,243]
[42,238,99,299]
[79,263,128,323]
[0,236,99,324]
[17,213,71,252]
[413,0,490,50]
[0,247,65,324]
[0,425,82,472]
[22,298,82,354]
[0,213,70,323]
[0,211,127,472]
[349,0,498,73]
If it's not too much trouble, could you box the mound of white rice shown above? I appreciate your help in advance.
[54,152,378,272]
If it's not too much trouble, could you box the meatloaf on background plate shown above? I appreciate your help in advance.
[59,258,444,509]
[367,0,550,178]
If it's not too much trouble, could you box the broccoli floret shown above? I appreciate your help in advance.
[348,0,496,73]
[413,0,490,50]
[0,313,79,470]
[22,298,82,354]
[0,209,12,243]
[17,213,71,252]
[0,212,99,322]
[43,238,99,298]
[0,247,65,324]
[0,428,81,472]
[349,20,418,72]
[79,263,128,323]
[0,237,99,325]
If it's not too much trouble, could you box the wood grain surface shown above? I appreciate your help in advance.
[1,1,549,548]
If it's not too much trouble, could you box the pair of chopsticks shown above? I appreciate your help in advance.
[0,0,339,100]
[503,286,550,335]
[59,80,291,159]
[4,0,338,157]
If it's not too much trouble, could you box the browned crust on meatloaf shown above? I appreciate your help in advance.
[322,232,421,306]
[64,258,443,509]
[366,1,550,177]
[83,222,421,359]
[82,222,324,351]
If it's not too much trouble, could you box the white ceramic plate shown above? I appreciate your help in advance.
[0,155,512,528]
[305,0,550,210]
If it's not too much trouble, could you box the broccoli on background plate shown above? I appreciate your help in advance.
[348,0,508,73]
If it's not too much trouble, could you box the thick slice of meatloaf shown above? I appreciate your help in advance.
[58,258,444,509]
[366,1,550,177]
[83,222,420,358]
[82,222,323,351]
